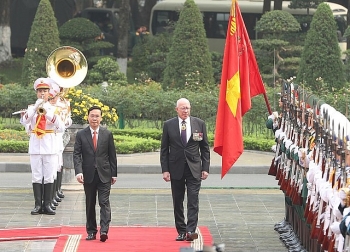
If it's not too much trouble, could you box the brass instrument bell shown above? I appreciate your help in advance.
[46,46,88,88]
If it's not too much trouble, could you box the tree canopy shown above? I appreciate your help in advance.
[296,2,345,91]
[162,0,214,90]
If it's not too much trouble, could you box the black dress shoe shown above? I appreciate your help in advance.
[186,232,198,241]
[57,190,65,198]
[100,232,108,242]
[86,233,96,240]
[55,194,62,202]
[30,206,42,215]
[176,233,186,241]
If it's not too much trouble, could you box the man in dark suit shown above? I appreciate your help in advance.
[160,98,210,242]
[73,106,117,242]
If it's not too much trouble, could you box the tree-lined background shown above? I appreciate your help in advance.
[1,0,350,142]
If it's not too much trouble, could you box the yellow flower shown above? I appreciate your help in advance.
[66,87,118,126]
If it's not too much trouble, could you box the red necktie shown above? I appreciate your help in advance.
[93,131,97,150]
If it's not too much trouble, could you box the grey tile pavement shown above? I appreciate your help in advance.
[0,149,289,251]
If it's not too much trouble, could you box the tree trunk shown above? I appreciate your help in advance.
[117,0,130,74]
[0,0,12,63]
[273,0,283,10]
[263,0,271,13]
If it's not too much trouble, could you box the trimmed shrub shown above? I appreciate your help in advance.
[162,0,214,91]
[296,3,345,91]
[21,0,60,86]
[59,17,115,66]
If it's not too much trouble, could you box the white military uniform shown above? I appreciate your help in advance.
[48,80,72,174]
[56,97,72,171]
[20,78,65,184]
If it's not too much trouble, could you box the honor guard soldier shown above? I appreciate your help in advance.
[48,79,72,206]
[20,78,65,215]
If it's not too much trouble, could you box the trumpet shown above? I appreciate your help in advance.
[37,94,46,115]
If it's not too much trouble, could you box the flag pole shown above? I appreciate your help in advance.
[263,92,272,115]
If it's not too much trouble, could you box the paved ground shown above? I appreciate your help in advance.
[0,150,289,252]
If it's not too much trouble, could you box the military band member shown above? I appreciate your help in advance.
[20,78,65,215]
[56,86,72,198]
[48,79,72,207]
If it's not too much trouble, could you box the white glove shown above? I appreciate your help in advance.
[34,98,44,109]
[271,145,277,153]
[42,103,54,121]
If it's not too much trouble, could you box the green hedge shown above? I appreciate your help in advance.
[0,135,273,154]
[0,141,29,153]
[244,137,275,152]
[115,135,160,154]
[111,128,163,141]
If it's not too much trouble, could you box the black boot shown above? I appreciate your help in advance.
[31,183,42,215]
[52,179,60,205]
[43,183,56,215]
[57,171,65,198]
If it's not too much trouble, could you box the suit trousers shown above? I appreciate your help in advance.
[171,163,201,234]
[83,170,112,235]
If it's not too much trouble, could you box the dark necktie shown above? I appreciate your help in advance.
[93,131,97,150]
[181,121,187,145]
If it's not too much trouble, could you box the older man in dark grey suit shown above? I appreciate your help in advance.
[160,98,210,242]
[73,105,117,242]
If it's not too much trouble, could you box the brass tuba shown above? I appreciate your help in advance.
[46,46,88,88]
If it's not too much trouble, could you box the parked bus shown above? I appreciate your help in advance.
[150,0,348,54]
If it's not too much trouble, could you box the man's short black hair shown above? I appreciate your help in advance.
[88,105,102,116]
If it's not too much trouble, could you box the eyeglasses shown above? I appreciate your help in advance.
[179,107,191,111]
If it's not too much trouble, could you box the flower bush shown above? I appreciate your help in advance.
[66,87,118,126]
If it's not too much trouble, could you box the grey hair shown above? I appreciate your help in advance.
[176,98,190,107]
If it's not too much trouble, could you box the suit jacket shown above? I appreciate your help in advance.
[73,126,117,184]
[160,116,210,180]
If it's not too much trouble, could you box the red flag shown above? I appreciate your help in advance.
[214,0,267,178]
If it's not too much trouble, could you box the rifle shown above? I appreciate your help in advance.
[305,102,322,224]
[278,83,294,186]
[314,109,336,243]
[324,126,342,251]
[283,95,299,194]
[279,113,293,191]
[292,96,308,206]
[268,84,288,177]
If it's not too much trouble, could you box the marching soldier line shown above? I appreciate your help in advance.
[267,80,350,252]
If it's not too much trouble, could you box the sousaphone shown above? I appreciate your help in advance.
[46,46,88,88]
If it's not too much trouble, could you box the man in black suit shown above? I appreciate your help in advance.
[160,98,210,241]
[73,106,117,242]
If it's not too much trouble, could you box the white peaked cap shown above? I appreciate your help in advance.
[275,129,282,139]
[330,221,341,234]
[277,131,285,140]
[33,77,51,90]
[285,139,293,149]
[293,146,299,154]
[320,103,336,119]
[327,111,346,143]
[47,78,60,98]
[339,189,348,200]
[344,207,350,217]
[319,181,331,202]
[330,191,341,210]
[307,160,318,184]
[314,169,324,192]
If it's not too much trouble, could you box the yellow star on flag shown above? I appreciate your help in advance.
[226,72,240,117]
